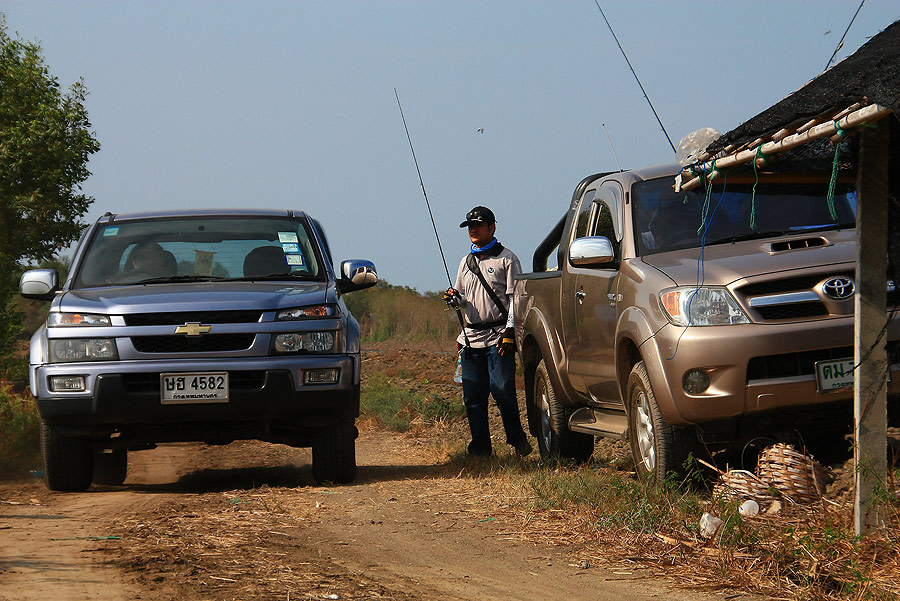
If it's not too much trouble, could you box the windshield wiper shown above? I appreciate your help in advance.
[709,222,854,246]
[131,275,228,284]
[224,273,315,282]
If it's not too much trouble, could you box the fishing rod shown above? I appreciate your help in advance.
[824,0,865,72]
[593,1,676,154]
[393,88,470,344]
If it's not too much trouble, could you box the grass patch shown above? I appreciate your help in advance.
[361,371,464,432]
[0,384,41,477]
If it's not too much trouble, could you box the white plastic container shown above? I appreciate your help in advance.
[699,512,723,537]
[739,499,760,517]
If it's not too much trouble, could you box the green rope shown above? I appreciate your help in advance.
[826,120,846,220]
[750,146,765,230]
[698,160,715,235]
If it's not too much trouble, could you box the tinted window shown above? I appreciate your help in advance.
[592,201,620,262]
[573,190,596,240]
[74,216,324,287]
[633,176,857,255]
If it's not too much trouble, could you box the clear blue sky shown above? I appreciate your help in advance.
[5,1,899,292]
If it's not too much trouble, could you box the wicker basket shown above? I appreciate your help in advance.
[713,469,776,509]
[756,443,831,504]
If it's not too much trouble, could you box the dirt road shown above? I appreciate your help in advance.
[1,430,757,601]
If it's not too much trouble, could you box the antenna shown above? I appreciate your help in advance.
[602,123,623,171]
[593,1,676,154]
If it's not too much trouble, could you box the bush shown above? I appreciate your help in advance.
[343,280,458,342]
[0,384,41,477]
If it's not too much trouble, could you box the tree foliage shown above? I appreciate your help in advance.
[0,14,99,361]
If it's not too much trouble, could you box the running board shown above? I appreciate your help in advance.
[568,407,628,440]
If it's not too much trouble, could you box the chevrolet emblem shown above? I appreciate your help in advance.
[175,322,212,336]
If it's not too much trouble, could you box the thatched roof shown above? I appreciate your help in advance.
[708,19,900,154]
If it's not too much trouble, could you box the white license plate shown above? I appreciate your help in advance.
[815,358,855,391]
[161,372,229,404]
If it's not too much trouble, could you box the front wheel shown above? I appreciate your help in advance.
[93,449,128,486]
[312,416,358,484]
[534,359,593,463]
[626,361,695,482]
[41,423,93,492]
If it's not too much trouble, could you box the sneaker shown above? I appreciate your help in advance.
[513,438,533,457]
[467,442,492,457]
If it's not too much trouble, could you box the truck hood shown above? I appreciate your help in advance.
[56,281,332,315]
[640,229,856,287]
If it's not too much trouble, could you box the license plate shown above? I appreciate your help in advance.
[161,372,229,404]
[815,358,855,391]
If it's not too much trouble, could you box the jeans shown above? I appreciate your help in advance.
[460,345,527,455]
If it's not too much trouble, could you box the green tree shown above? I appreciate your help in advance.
[0,15,99,364]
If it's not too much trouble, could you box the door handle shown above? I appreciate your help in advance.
[575,290,586,303]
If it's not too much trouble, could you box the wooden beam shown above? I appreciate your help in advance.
[854,120,890,536]
[677,104,893,192]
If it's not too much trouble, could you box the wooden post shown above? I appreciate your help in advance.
[854,121,890,536]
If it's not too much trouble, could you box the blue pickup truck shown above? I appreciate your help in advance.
[19,209,377,490]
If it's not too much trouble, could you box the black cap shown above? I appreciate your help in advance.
[459,205,496,228]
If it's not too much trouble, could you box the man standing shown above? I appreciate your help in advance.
[445,206,532,457]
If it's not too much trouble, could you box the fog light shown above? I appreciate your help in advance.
[305,369,339,384]
[683,369,710,394]
[49,376,85,392]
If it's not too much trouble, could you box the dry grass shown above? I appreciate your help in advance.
[449,451,900,601]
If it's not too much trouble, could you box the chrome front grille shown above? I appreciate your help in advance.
[735,271,855,323]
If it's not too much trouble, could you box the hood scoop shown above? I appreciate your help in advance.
[768,237,827,253]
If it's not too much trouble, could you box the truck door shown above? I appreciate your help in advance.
[569,183,623,407]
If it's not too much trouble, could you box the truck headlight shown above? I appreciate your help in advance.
[277,304,338,320]
[274,332,336,353]
[48,313,111,327]
[660,287,750,326]
[49,339,118,362]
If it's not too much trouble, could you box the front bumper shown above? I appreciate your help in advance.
[641,317,900,426]
[31,355,359,441]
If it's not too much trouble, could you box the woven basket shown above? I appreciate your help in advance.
[713,469,776,509]
[756,443,831,503]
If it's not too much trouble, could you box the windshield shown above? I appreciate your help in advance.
[632,175,857,255]
[74,216,325,287]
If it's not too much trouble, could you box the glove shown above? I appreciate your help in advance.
[442,287,460,308]
[498,327,516,356]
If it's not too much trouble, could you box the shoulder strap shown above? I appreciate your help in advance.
[466,252,508,319]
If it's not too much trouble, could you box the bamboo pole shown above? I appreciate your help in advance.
[676,103,893,192]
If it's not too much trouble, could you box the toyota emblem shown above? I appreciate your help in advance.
[822,277,855,300]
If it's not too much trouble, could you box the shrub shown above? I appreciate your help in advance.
[0,384,41,477]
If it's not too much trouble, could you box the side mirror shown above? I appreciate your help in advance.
[568,236,615,267]
[338,260,377,293]
[20,269,60,300]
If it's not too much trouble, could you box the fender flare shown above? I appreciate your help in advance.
[615,306,688,425]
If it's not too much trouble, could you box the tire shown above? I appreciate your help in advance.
[534,359,594,463]
[93,449,128,486]
[41,423,93,492]
[626,361,695,482]
[312,416,358,484]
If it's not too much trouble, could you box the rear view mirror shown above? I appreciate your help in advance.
[339,260,377,293]
[568,236,615,267]
[20,269,60,300]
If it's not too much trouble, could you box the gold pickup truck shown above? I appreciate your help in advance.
[513,164,899,480]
